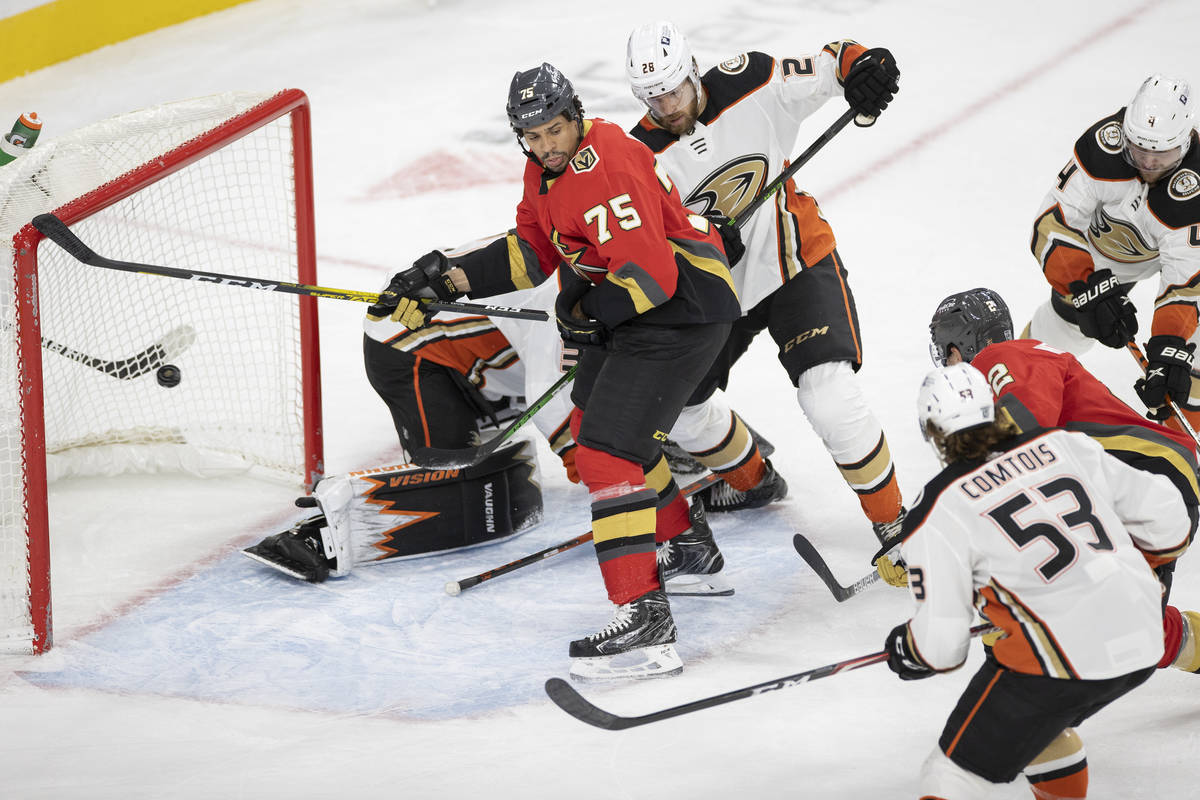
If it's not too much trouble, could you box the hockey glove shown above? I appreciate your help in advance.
[1068,269,1138,348]
[872,542,908,588]
[367,250,463,328]
[884,622,935,681]
[555,280,608,347]
[1135,334,1196,417]
[705,211,745,267]
[843,47,899,125]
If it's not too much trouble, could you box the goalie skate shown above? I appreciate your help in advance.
[569,590,684,682]
[657,500,732,596]
[241,515,334,583]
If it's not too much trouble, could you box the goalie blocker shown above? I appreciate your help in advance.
[243,440,542,582]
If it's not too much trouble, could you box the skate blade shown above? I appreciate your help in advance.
[241,546,313,582]
[568,644,684,682]
[663,573,734,597]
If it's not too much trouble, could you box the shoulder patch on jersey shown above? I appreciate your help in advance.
[718,54,748,74]
[1095,120,1124,154]
[700,51,775,123]
[1169,169,1200,201]
[570,145,599,174]
[1074,109,1137,181]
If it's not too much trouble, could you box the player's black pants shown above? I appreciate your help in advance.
[938,650,1155,783]
[572,321,731,464]
[688,248,862,404]
[363,335,512,451]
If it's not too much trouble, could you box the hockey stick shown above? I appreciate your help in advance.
[30,213,549,322]
[792,533,881,602]
[545,623,996,730]
[1126,341,1200,448]
[444,429,777,594]
[445,470,725,595]
[413,365,577,471]
[726,108,858,230]
[33,323,196,380]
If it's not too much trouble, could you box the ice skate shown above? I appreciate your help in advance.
[657,499,733,596]
[697,458,787,513]
[568,590,683,681]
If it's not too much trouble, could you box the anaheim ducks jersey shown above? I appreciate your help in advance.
[1031,112,1200,339]
[456,118,739,329]
[902,428,1190,679]
[629,42,867,313]
[971,339,1200,511]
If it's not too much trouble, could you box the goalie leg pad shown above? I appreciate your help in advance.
[310,439,543,574]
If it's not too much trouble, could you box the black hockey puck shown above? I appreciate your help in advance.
[156,364,181,388]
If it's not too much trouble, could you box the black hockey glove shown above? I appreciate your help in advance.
[705,211,745,267]
[1067,269,1137,348]
[884,622,935,681]
[367,250,463,327]
[1135,334,1195,418]
[843,47,899,125]
[555,283,608,348]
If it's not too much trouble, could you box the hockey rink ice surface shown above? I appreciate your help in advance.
[1,0,1198,797]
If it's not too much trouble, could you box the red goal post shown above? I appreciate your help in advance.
[1,89,324,653]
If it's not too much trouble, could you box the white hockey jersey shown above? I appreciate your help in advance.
[629,44,865,313]
[1031,112,1200,339]
[902,428,1190,680]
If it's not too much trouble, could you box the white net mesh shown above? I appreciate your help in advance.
[0,90,316,652]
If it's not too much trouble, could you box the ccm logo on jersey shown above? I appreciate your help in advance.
[1071,274,1122,308]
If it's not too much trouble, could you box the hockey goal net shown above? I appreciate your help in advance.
[0,89,323,653]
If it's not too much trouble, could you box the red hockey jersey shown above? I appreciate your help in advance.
[456,118,740,329]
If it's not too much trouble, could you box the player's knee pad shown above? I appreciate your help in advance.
[311,440,542,576]
[574,443,645,495]
[795,361,881,457]
[1028,298,1095,357]
[918,747,1002,800]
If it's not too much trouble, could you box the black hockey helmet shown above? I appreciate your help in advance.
[506,62,582,133]
[929,288,1013,366]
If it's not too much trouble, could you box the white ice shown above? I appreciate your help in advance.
[1,0,1197,797]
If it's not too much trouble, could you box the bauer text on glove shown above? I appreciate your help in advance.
[1135,334,1195,417]
[1068,268,1137,348]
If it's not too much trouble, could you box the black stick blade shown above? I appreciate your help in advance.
[544,678,638,731]
[792,533,880,602]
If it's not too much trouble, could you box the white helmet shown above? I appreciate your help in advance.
[625,21,702,106]
[917,363,995,441]
[1122,74,1194,173]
